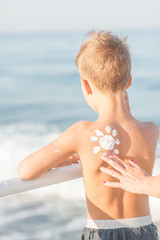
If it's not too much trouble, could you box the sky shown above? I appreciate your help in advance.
[0,0,160,33]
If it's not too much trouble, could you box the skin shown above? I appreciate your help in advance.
[100,153,160,198]
[18,77,159,220]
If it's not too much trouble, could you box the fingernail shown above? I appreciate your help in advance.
[129,158,133,162]
[109,153,114,157]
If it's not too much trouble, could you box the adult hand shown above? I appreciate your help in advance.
[100,154,150,195]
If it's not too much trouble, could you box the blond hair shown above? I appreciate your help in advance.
[75,30,131,93]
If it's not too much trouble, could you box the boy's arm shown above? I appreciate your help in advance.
[18,122,82,180]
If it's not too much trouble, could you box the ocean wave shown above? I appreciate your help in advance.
[0,192,86,240]
[0,123,60,179]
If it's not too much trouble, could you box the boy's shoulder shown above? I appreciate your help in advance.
[73,120,93,129]
[139,121,159,137]
[137,121,159,146]
[76,120,159,136]
[58,121,92,140]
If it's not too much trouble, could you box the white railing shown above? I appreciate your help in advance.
[0,164,82,198]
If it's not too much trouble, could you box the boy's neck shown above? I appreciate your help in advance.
[95,92,132,123]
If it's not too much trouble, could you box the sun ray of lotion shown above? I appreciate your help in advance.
[95,130,104,136]
[93,146,101,154]
[90,136,98,141]
[105,126,111,133]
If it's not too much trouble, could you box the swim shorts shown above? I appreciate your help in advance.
[81,215,158,240]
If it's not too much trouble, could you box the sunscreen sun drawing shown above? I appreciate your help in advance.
[90,126,120,155]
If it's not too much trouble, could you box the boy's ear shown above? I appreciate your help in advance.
[81,79,92,95]
[126,76,132,90]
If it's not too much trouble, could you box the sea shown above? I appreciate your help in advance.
[0,30,160,239]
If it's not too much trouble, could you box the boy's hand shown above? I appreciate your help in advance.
[55,154,80,168]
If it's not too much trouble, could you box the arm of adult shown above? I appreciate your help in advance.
[100,154,160,198]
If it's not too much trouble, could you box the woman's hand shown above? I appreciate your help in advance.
[100,154,150,195]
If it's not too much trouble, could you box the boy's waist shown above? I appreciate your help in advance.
[86,215,152,229]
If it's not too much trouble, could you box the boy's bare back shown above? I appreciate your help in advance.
[76,117,158,220]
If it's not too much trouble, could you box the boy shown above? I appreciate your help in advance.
[18,30,159,239]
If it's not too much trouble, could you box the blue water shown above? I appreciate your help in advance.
[0,30,160,239]
[0,31,160,129]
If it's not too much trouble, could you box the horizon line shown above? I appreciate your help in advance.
[0,27,160,35]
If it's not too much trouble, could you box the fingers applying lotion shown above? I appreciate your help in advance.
[129,159,150,177]
[129,159,140,168]
[101,153,114,161]
[100,167,122,179]
[101,154,126,172]
[103,180,121,188]
[100,166,108,173]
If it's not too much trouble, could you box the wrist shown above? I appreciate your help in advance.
[142,175,159,196]
[140,176,152,195]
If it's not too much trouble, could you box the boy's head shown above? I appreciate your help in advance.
[75,30,131,93]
